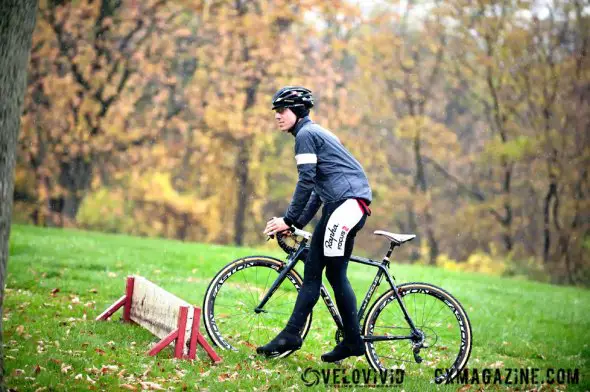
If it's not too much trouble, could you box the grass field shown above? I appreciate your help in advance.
[3,224,589,391]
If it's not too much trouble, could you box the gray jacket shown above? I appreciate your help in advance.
[283,116,372,228]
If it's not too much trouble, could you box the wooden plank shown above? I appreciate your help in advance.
[123,276,135,322]
[174,306,188,359]
[95,295,126,321]
[129,276,194,344]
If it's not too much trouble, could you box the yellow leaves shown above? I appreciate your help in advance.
[396,116,428,139]
[436,252,507,276]
[395,115,460,161]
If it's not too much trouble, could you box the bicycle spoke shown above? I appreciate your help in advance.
[421,295,442,326]
[244,272,262,307]
[364,285,471,383]
[205,260,310,356]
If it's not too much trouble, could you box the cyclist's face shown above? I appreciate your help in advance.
[274,107,297,132]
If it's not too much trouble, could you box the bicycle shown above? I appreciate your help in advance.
[203,227,472,383]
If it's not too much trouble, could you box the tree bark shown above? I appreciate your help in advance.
[543,182,557,264]
[233,142,250,246]
[0,0,38,389]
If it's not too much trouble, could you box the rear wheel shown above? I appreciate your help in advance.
[203,256,312,358]
[363,282,472,383]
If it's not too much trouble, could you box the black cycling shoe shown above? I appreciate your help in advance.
[256,330,302,357]
[321,338,365,363]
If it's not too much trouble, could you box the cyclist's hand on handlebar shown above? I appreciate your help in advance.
[263,216,290,238]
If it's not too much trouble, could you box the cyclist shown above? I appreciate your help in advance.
[257,86,372,363]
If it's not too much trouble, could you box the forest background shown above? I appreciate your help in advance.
[14,0,590,286]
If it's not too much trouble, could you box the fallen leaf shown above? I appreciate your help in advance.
[33,365,43,374]
[86,367,99,375]
[139,381,165,390]
[86,375,96,384]
[95,348,106,355]
[51,288,60,295]
[89,288,98,293]
[101,365,119,374]
[242,341,256,349]
[75,374,83,380]
[118,369,127,378]
[15,325,25,335]
[217,373,231,382]
[13,369,24,376]
[61,364,72,374]
[120,384,137,391]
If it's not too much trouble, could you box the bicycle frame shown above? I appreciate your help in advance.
[254,237,421,344]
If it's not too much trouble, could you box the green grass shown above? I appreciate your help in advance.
[3,224,589,391]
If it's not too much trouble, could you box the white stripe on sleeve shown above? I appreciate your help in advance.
[295,153,317,165]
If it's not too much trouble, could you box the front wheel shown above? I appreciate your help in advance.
[202,256,312,358]
[363,282,472,383]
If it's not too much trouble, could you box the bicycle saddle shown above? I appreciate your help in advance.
[374,230,416,245]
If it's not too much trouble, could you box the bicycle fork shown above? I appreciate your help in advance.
[254,248,305,314]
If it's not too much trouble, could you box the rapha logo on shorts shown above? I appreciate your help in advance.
[325,224,339,249]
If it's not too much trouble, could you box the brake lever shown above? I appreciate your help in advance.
[266,226,296,241]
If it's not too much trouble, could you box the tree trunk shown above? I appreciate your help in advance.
[414,134,439,264]
[58,157,93,220]
[501,164,514,252]
[0,1,38,389]
[542,182,557,264]
[233,142,250,246]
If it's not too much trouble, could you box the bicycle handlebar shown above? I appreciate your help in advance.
[290,227,312,240]
[265,226,312,241]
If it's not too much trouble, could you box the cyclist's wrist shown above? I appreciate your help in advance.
[283,217,294,227]
[293,220,304,229]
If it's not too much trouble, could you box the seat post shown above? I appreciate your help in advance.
[383,242,397,262]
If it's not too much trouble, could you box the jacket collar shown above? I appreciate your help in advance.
[289,116,312,137]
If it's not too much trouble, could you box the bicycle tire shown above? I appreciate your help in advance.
[202,256,312,358]
[363,282,472,383]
